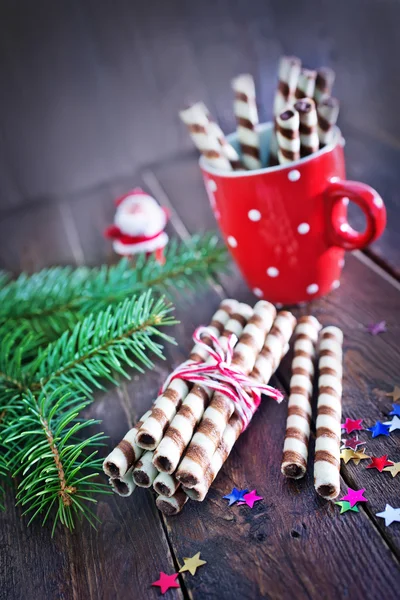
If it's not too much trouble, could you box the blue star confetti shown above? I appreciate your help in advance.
[389,404,400,417]
[223,487,248,506]
[367,421,390,438]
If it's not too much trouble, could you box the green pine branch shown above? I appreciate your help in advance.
[0,234,228,339]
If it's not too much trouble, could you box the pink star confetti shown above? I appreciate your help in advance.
[151,572,180,594]
[340,487,368,508]
[366,321,387,335]
[341,418,364,434]
[237,489,263,508]
[341,436,366,451]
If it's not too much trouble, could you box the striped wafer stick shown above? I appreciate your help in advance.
[294,69,317,100]
[103,410,151,478]
[176,301,277,488]
[232,74,262,170]
[281,316,321,479]
[314,326,343,500]
[294,98,319,157]
[132,450,158,488]
[156,488,189,516]
[317,97,340,146]
[179,103,232,171]
[109,468,136,497]
[152,303,253,474]
[185,310,296,501]
[314,67,336,105]
[135,299,238,450]
[276,108,301,165]
[153,472,180,498]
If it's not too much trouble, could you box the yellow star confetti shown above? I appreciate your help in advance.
[352,450,370,465]
[340,449,357,464]
[179,552,207,576]
[383,462,400,478]
[386,386,400,402]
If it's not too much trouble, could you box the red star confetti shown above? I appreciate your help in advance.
[386,386,400,403]
[340,487,368,508]
[341,436,365,451]
[341,418,364,434]
[237,490,263,508]
[151,572,180,594]
[383,462,400,478]
[366,455,394,472]
[366,320,386,335]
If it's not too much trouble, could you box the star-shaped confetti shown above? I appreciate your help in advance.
[366,320,386,335]
[179,552,207,576]
[340,449,357,464]
[383,416,400,432]
[367,421,390,438]
[376,504,400,527]
[335,501,360,514]
[340,487,368,508]
[366,455,394,472]
[341,418,364,434]
[389,404,400,417]
[237,490,263,508]
[352,450,370,465]
[383,462,400,478]
[387,387,400,403]
[341,436,365,451]
[151,572,180,594]
[223,487,248,506]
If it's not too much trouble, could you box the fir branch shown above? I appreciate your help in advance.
[0,270,10,290]
[30,291,176,396]
[2,386,109,534]
[0,234,228,338]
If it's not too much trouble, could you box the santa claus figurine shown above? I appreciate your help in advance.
[104,188,169,263]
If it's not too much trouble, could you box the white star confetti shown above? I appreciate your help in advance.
[376,504,400,527]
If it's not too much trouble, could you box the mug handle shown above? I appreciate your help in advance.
[325,180,386,250]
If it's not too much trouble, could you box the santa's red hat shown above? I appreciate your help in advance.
[114,188,148,207]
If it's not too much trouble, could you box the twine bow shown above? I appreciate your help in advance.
[162,326,284,429]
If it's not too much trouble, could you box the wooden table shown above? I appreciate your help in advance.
[1,2,400,598]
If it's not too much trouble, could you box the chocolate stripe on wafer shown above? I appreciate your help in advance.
[314,67,336,105]
[294,98,319,157]
[179,102,232,171]
[135,300,238,450]
[294,69,317,100]
[232,74,262,170]
[152,303,254,474]
[176,301,277,489]
[314,326,343,500]
[185,310,296,501]
[102,410,151,478]
[281,316,321,479]
[276,109,300,164]
[317,97,340,146]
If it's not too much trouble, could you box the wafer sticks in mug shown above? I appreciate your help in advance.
[276,108,301,164]
[294,98,319,157]
[317,97,340,146]
[232,74,262,170]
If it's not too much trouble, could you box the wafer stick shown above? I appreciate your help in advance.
[281,316,321,479]
[135,299,238,450]
[294,69,317,100]
[153,472,180,497]
[179,103,232,171]
[206,117,243,170]
[156,488,189,516]
[317,97,340,146]
[103,410,151,478]
[276,108,300,165]
[314,67,336,104]
[186,310,296,501]
[314,326,343,500]
[109,468,136,497]
[132,450,158,488]
[232,74,262,170]
[294,98,319,157]
[152,303,253,474]
[176,301,277,489]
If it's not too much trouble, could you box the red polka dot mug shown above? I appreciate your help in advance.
[200,122,386,305]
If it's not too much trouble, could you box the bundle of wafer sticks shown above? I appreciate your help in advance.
[180,56,339,171]
[103,299,297,515]
[281,316,344,500]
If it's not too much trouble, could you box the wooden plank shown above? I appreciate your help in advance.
[145,158,400,598]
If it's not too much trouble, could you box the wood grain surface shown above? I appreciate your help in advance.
[0,1,399,599]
